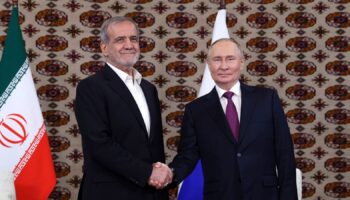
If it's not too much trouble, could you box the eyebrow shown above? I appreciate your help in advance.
[114,35,138,40]
[211,55,240,59]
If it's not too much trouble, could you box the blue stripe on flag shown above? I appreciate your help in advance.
[178,161,204,200]
[177,9,228,200]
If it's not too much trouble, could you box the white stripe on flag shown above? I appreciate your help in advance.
[198,9,230,97]
[178,9,230,200]
[0,59,44,172]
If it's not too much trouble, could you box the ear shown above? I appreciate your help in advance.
[100,42,108,57]
[239,59,245,71]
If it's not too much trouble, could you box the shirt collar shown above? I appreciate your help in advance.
[216,81,241,98]
[107,62,142,84]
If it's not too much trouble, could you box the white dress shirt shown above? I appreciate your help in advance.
[107,63,151,136]
[215,81,242,121]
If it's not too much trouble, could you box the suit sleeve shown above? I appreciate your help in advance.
[75,80,152,187]
[272,90,298,200]
[169,105,200,184]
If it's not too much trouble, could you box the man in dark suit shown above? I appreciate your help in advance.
[168,38,297,200]
[75,16,171,200]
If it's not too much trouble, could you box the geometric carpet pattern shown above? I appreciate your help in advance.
[0,0,349,199]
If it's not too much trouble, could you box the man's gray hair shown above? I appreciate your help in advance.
[207,38,244,59]
[100,16,139,44]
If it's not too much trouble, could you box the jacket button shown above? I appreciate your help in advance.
[237,153,242,157]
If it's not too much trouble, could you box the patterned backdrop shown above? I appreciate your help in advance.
[0,0,349,199]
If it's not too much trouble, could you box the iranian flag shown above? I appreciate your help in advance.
[0,6,56,200]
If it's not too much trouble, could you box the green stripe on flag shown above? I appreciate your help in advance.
[0,58,29,108]
[0,7,27,96]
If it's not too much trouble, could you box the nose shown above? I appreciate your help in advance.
[123,38,133,48]
[219,60,229,70]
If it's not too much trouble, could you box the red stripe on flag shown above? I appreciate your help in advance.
[14,127,56,200]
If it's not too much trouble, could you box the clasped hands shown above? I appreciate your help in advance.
[148,162,173,189]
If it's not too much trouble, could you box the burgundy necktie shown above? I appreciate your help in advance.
[223,91,240,141]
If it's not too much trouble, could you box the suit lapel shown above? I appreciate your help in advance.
[238,84,257,146]
[103,66,148,137]
[140,81,156,142]
[204,88,237,144]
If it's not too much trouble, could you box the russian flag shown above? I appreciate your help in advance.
[177,8,230,200]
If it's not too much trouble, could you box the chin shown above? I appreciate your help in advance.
[218,78,233,83]
[121,60,137,67]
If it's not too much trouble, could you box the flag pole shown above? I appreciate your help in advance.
[219,0,226,9]
[198,0,230,96]
[12,0,18,7]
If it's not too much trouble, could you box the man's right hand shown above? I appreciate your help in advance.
[148,162,173,189]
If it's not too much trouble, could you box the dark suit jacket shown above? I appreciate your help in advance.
[75,65,168,200]
[170,83,297,200]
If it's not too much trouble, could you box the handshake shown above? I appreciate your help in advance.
[148,162,173,189]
